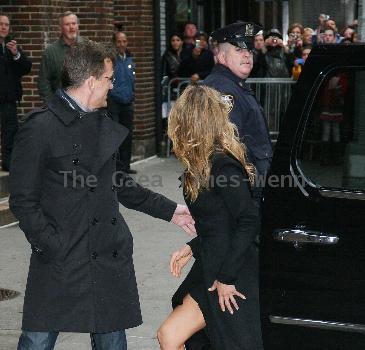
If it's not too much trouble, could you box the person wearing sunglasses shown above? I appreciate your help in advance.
[107,31,137,174]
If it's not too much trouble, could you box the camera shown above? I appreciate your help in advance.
[195,39,201,48]
[4,35,13,45]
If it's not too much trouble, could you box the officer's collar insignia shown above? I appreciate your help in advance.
[245,23,254,37]
[221,94,234,113]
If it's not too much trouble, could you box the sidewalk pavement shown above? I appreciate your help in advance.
[0,156,193,350]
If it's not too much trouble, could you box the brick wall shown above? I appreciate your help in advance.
[1,0,157,159]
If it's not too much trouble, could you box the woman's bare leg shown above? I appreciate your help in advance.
[157,294,206,350]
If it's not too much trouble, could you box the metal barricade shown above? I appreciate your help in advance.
[162,77,192,157]
[246,78,296,142]
[162,77,296,156]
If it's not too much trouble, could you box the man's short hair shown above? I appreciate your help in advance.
[0,14,10,22]
[61,40,115,89]
[112,31,126,43]
[59,11,79,25]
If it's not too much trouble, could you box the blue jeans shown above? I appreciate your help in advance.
[17,330,127,350]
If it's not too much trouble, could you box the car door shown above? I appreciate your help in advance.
[260,44,365,350]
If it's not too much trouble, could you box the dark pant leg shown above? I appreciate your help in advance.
[107,98,134,171]
[90,330,127,350]
[117,104,134,171]
[0,102,18,170]
[17,331,59,350]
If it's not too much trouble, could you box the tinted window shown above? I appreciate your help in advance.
[298,68,365,191]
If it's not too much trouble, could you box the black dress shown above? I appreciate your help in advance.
[172,152,263,350]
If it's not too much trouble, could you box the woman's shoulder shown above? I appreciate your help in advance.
[211,152,246,176]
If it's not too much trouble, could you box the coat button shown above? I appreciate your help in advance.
[72,158,80,165]
[73,144,80,150]
[31,246,43,255]
[112,250,118,258]
[91,252,98,259]
[111,217,117,225]
[91,218,98,225]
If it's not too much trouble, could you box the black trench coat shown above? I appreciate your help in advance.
[9,93,176,333]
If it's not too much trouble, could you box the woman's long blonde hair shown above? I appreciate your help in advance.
[168,85,255,202]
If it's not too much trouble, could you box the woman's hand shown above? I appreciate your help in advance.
[208,280,246,314]
[170,244,193,278]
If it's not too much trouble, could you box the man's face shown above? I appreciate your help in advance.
[61,14,79,41]
[0,16,10,39]
[323,29,336,43]
[344,27,354,39]
[221,44,253,79]
[302,48,311,62]
[254,34,264,50]
[115,32,128,54]
[91,59,114,109]
[184,24,197,39]
[326,20,336,31]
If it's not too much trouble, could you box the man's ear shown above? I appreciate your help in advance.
[217,50,225,65]
[87,76,96,91]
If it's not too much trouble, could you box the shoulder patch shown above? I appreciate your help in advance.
[221,94,234,113]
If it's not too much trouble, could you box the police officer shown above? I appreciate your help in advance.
[203,22,272,201]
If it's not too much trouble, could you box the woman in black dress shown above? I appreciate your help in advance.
[157,85,263,350]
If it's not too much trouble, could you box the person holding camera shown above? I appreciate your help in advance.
[286,23,304,58]
[260,28,291,78]
[0,14,32,172]
[178,32,215,83]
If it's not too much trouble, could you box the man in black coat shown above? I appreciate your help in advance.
[0,14,32,171]
[10,40,195,350]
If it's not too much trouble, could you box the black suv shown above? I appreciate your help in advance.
[260,44,365,349]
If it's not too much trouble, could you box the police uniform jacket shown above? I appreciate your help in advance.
[9,92,177,332]
[203,64,273,177]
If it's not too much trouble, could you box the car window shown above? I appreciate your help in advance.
[298,67,365,191]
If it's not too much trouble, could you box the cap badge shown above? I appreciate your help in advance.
[245,23,254,37]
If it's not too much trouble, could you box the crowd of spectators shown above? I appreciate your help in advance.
[162,14,359,86]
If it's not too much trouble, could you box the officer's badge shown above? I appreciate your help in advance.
[221,94,234,113]
[245,23,254,37]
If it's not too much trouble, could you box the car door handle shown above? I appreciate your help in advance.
[273,229,339,246]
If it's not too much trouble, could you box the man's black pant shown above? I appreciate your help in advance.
[0,102,18,171]
[107,98,134,171]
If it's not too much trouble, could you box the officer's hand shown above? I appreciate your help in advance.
[6,40,18,56]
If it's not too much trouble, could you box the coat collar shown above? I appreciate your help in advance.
[92,115,128,174]
[210,64,252,92]
[47,91,128,174]
[47,91,81,125]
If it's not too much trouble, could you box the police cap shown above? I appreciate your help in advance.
[211,22,263,51]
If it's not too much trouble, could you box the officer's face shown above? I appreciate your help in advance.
[222,45,253,79]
